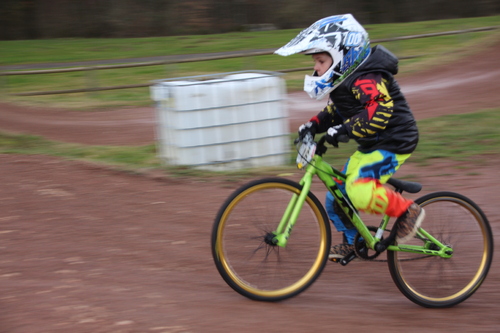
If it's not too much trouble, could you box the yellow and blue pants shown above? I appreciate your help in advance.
[326,149,414,244]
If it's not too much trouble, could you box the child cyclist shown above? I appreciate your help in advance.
[275,14,425,260]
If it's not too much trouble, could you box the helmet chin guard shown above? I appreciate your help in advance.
[303,64,342,100]
[275,14,371,100]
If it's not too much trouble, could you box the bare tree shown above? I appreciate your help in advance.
[0,0,498,40]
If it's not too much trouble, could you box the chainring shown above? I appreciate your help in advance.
[354,225,383,260]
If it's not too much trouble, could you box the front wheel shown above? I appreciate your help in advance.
[387,192,494,308]
[211,178,331,301]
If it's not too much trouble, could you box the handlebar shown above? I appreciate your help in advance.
[295,133,349,148]
[295,132,350,169]
[295,133,348,153]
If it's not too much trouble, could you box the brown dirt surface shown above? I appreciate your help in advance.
[0,41,499,332]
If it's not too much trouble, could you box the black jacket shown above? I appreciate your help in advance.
[315,45,419,154]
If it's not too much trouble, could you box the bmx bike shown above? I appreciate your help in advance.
[211,133,493,308]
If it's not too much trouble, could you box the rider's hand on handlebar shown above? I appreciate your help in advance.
[326,124,349,147]
[298,121,319,140]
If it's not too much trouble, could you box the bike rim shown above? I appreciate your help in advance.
[392,195,491,304]
[214,182,329,298]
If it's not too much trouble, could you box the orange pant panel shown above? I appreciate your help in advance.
[347,178,412,217]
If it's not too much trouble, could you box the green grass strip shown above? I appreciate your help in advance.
[0,133,160,168]
[1,108,498,173]
[1,16,499,110]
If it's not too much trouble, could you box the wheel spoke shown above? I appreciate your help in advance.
[211,178,331,301]
[387,192,493,308]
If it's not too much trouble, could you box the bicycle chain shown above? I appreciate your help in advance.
[355,255,433,263]
[353,254,433,263]
[352,226,432,263]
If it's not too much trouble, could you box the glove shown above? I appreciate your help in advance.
[326,125,349,147]
[298,121,318,140]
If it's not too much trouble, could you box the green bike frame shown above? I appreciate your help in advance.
[272,152,454,259]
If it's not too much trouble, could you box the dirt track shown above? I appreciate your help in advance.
[0,41,499,332]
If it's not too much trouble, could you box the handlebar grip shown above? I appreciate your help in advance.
[337,134,350,143]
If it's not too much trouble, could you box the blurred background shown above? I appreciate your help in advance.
[0,3,499,331]
[1,0,500,40]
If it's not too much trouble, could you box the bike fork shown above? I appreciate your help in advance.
[272,178,313,247]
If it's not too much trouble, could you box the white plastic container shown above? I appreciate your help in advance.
[150,71,289,171]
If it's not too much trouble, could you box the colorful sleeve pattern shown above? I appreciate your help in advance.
[345,73,394,138]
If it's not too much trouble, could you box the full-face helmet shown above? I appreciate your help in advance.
[275,14,370,100]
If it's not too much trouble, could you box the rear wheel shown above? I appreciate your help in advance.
[387,192,493,308]
[211,178,331,301]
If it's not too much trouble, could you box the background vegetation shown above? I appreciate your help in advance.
[1,0,499,39]
[2,16,500,110]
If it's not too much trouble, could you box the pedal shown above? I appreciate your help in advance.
[340,251,357,266]
[330,257,341,264]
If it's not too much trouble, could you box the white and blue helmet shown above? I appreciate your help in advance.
[275,14,371,100]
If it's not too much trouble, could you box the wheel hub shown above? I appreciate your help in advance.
[264,232,278,246]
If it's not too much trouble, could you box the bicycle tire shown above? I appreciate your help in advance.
[387,191,493,308]
[211,177,331,302]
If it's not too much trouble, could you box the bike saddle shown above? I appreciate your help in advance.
[386,178,422,193]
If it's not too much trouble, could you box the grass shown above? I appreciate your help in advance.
[1,108,499,175]
[412,109,500,164]
[0,133,160,168]
[2,16,499,65]
[1,15,499,109]
[324,108,500,167]
[1,16,499,174]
